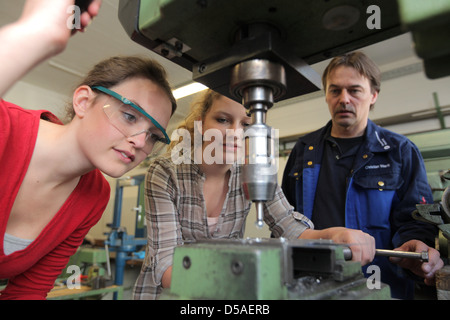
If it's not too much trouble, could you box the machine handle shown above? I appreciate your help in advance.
[343,247,429,262]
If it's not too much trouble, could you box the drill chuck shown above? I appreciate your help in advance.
[231,59,286,229]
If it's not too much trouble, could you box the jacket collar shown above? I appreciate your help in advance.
[364,119,394,153]
[301,119,393,153]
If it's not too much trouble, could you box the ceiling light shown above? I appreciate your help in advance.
[173,82,208,99]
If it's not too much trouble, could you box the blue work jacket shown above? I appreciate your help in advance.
[282,119,437,299]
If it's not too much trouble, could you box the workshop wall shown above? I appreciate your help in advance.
[4,81,70,120]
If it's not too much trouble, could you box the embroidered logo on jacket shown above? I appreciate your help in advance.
[365,163,391,170]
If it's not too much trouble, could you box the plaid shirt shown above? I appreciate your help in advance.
[133,156,313,300]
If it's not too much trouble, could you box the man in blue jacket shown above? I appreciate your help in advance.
[282,51,443,299]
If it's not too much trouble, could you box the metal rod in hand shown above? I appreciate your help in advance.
[343,247,429,262]
[375,249,429,262]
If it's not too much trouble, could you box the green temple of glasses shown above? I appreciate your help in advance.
[92,85,170,144]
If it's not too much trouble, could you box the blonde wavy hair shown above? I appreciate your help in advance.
[167,89,221,155]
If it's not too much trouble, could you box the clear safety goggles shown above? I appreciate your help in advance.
[92,86,170,155]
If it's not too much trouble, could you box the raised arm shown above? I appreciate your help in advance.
[0,0,101,97]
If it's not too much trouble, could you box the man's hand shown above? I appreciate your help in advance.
[391,240,444,285]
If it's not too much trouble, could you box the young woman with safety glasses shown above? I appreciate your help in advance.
[0,0,176,299]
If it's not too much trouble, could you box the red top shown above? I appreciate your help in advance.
[0,100,110,299]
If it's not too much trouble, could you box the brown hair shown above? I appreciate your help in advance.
[322,51,381,94]
[65,56,176,121]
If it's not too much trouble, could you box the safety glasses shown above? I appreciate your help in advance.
[92,86,170,155]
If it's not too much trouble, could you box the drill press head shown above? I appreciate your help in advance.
[118,0,407,228]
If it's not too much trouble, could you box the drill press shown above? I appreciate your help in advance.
[117,0,409,227]
[119,2,328,226]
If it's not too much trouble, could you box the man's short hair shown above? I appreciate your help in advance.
[322,51,381,94]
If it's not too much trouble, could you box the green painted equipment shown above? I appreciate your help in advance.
[160,239,391,300]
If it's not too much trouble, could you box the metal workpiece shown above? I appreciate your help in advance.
[375,249,429,262]
[161,238,391,300]
[342,247,429,262]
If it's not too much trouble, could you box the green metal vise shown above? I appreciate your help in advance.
[160,239,391,300]
[61,247,113,289]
